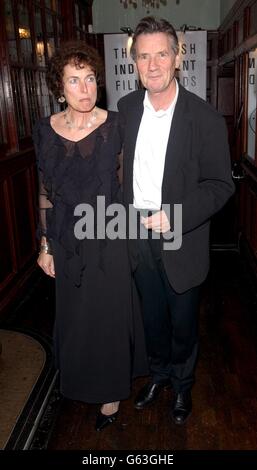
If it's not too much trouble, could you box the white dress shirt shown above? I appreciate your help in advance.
[133,79,179,210]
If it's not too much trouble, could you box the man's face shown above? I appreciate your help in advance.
[135,32,180,96]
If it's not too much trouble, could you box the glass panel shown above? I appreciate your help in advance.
[51,0,60,12]
[51,96,60,114]
[247,49,257,160]
[46,11,53,33]
[24,69,40,128]
[0,112,5,145]
[10,68,26,139]
[38,71,51,117]
[56,18,62,47]
[53,0,61,14]
[238,17,244,45]
[81,11,86,31]
[11,67,43,138]
[35,6,45,66]
[4,0,18,62]
[45,0,61,12]
[18,1,33,63]
[46,12,55,58]
[0,71,7,145]
[75,3,80,27]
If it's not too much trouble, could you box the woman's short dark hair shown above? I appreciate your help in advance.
[130,16,179,61]
[47,40,104,100]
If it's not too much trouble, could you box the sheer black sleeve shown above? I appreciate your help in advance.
[33,121,53,241]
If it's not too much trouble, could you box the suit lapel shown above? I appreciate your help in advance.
[125,95,144,157]
[162,85,191,199]
[124,93,144,204]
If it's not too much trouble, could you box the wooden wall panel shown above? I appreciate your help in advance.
[238,16,244,44]
[250,2,257,36]
[0,180,15,285]
[11,168,36,268]
[219,0,257,270]
[241,178,257,256]
[218,77,235,115]
[0,151,38,314]
[0,0,94,315]
[249,185,257,255]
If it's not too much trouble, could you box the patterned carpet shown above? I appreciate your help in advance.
[0,329,55,449]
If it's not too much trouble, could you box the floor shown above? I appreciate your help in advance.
[2,250,257,452]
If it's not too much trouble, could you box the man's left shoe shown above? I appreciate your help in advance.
[171,390,192,425]
[95,410,118,431]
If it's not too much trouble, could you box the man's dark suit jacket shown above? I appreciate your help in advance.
[118,84,235,293]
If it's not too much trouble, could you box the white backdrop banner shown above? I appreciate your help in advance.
[104,34,139,111]
[104,31,207,111]
[177,30,207,101]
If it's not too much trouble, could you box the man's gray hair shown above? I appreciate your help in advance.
[130,16,179,61]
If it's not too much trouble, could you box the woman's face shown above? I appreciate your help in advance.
[62,62,97,112]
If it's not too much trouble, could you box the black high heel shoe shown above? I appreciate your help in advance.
[95,409,118,432]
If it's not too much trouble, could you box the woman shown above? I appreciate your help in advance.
[33,41,147,431]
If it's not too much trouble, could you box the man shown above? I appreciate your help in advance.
[118,16,234,425]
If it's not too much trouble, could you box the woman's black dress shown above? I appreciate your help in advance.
[33,112,148,403]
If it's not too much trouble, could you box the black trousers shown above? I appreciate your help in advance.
[133,235,200,392]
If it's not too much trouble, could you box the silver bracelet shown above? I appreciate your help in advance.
[39,243,53,255]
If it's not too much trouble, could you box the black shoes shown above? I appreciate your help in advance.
[95,409,118,431]
[134,380,170,410]
[171,390,192,425]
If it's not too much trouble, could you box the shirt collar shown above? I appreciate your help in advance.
[143,79,179,117]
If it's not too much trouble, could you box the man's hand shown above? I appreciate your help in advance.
[37,253,55,278]
[141,210,171,233]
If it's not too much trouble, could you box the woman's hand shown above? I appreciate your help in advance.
[37,252,55,278]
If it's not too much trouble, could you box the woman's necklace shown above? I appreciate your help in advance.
[63,108,97,130]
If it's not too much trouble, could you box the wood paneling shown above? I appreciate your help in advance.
[250,1,257,35]
[207,32,218,107]
[218,0,257,269]
[0,0,93,315]
[11,168,36,267]
[233,20,239,47]
[0,150,37,314]
[243,6,250,39]
[0,181,15,285]
[240,166,257,254]
[238,16,244,44]
[218,76,235,115]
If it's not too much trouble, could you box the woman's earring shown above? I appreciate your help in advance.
[58,96,66,103]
